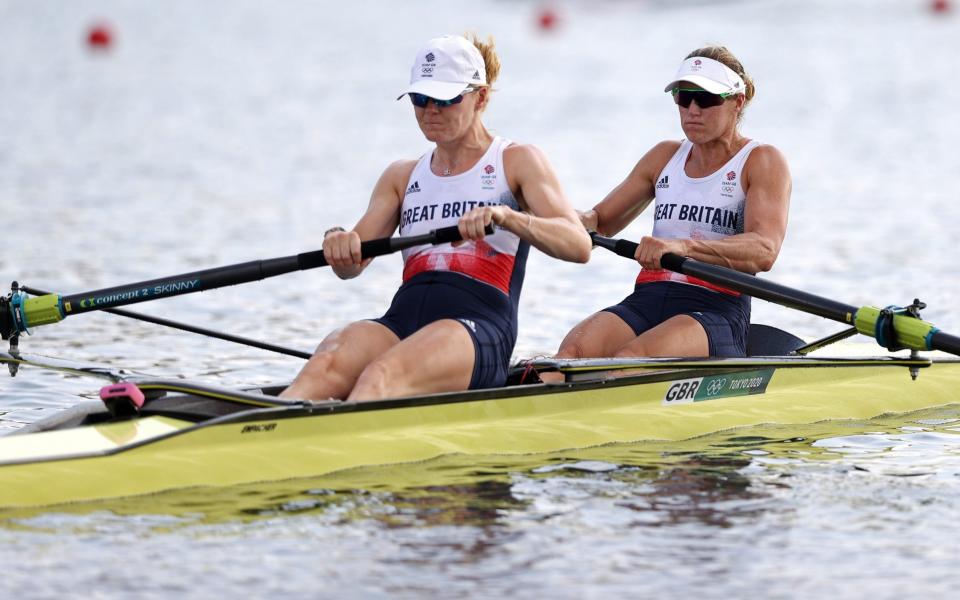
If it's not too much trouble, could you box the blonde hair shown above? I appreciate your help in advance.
[686,46,754,119]
[465,32,500,89]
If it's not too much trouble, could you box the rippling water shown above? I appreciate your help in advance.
[2,0,960,597]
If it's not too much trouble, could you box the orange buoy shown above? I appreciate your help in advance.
[86,23,114,51]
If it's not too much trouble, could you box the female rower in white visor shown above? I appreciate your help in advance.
[281,34,590,402]
[551,46,791,367]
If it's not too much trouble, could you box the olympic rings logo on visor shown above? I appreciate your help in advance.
[409,87,478,108]
[671,87,736,109]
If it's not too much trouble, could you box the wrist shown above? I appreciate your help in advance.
[324,226,346,238]
[580,209,598,232]
[513,206,532,226]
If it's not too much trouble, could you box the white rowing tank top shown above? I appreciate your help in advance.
[398,136,527,296]
[638,138,760,294]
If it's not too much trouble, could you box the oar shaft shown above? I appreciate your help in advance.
[61,257,296,315]
[659,253,859,324]
[930,331,960,355]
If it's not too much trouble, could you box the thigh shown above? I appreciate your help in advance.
[689,311,748,357]
[614,314,709,358]
[556,310,638,359]
[349,319,477,401]
[281,320,400,400]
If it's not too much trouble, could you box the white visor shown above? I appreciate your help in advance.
[664,56,745,95]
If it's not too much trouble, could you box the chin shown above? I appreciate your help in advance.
[683,130,710,144]
[422,131,453,144]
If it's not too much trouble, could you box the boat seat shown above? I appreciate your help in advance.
[746,324,805,356]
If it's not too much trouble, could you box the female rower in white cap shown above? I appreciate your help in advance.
[550,46,791,366]
[281,34,590,402]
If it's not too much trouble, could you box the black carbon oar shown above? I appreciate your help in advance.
[590,232,960,356]
[2,225,480,340]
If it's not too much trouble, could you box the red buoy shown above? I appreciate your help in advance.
[536,6,560,31]
[86,23,114,51]
[931,0,950,13]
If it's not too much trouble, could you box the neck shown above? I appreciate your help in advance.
[432,125,494,176]
[687,130,748,174]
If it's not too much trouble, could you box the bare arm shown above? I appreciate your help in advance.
[323,160,412,279]
[457,143,591,263]
[636,144,792,274]
[581,141,680,236]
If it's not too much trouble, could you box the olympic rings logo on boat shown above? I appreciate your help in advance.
[706,379,727,396]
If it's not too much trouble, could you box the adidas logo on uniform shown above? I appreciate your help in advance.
[472,70,481,80]
[406,181,421,195]
[656,175,669,189]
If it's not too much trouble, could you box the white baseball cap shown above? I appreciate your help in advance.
[664,56,745,95]
[396,35,487,101]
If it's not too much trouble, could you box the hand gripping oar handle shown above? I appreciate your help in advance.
[295,223,480,269]
[2,224,490,339]
[589,232,960,356]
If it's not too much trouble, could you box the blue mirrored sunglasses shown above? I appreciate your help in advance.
[409,87,477,108]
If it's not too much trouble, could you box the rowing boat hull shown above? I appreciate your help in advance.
[1,357,959,508]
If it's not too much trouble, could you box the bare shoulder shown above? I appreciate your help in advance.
[374,158,419,197]
[645,139,683,161]
[632,139,683,180]
[743,143,791,193]
[503,142,551,171]
[745,143,790,172]
[382,158,419,182]
[638,139,683,169]
[502,143,561,196]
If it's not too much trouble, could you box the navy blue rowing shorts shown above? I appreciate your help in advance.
[602,281,751,357]
[371,271,517,390]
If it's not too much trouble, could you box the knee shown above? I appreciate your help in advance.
[351,357,401,400]
[281,350,351,400]
[613,342,650,359]
[300,349,342,379]
[556,336,587,359]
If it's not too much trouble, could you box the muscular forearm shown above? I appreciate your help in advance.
[680,233,781,274]
[508,210,591,263]
[592,199,653,237]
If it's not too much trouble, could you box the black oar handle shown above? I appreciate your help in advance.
[296,224,490,269]
[590,232,638,259]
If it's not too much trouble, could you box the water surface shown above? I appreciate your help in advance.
[2,0,960,597]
